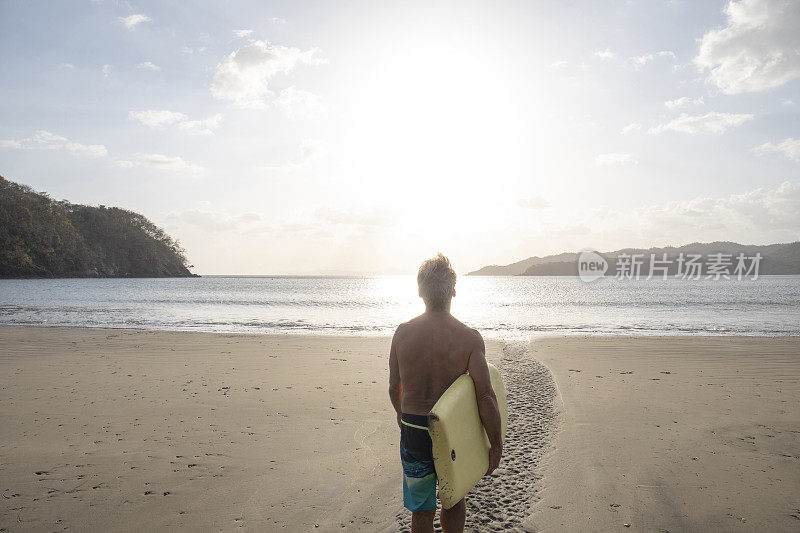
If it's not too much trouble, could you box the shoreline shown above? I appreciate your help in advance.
[1,323,798,339]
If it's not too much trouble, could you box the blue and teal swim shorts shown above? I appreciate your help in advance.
[400,413,437,512]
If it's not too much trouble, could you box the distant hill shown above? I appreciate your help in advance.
[468,242,800,276]
[0,176,195,278]
[467,252,577,276]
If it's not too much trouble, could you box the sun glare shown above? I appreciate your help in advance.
[343,32,535,225]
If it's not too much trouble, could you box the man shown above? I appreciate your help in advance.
[388,253,503,533]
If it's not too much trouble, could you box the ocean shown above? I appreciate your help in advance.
[0,275,798,338]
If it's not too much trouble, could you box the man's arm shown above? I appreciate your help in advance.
[388,327,402,428]
[467,331,503,475]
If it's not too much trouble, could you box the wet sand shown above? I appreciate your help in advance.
[394,341,559,532]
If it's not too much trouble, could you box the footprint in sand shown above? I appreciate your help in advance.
[396,342,559,532]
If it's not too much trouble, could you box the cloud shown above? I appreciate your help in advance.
[515,182,800,251]
[210,41,326,108]
[625,181,800,240]
[518,197,550,209]
[695,0,800,94]
[165,204,394,237]
[101,64,111,78]
[558,181,800,248]
[620,123,642,135]
[180,45,207,56]
[58,62,75,70]
[137,61,160,71]
[260,139,327,172]
[128,110,186,128]
[114,153,203,173]
[594,49,615,61]
[128,109,222,135]
[629,53,654,67]
[664,96,704,109]
[754,138,800,162]
[233,29,253,38]
[595,153,638,166]
[275,87,325,117]
[0,130,107,157]
[166,209,267,233]
[314,206,395,228]
[549,60,568,69]
[291,139,326,166]
[176,115,222,135]
[119,14,151,29]
[648,112,754,134]
[628,51,676,68]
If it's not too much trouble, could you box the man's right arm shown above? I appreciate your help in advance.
[467,331,502,475]
[388,326,403,428]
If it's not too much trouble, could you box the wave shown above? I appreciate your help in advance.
[1,315,797,337]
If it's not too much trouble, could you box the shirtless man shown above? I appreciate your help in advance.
[389,253,503,533]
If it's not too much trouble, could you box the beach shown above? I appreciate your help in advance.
[0,328,409,532]
[527,336,800,532]
[1,328,799,531]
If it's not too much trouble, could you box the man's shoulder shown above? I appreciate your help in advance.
[466,326,484,349]
[392,318,417,339]
[396,312,428,329]
[450,316,483,341]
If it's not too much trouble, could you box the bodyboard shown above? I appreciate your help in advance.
[427,363,508,509]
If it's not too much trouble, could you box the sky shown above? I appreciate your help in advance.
[0,0,798,275]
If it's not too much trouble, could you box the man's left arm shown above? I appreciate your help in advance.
[388,328,402,428]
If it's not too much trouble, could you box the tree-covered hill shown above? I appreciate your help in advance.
[0,176,195,278]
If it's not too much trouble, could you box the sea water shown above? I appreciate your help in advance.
[0,275,798,338]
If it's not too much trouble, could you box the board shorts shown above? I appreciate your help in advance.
[400,413,437,512]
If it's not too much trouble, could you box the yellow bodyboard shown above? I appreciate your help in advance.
[427,363,507,509]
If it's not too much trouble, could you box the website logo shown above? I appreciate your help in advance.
[578,250,608,282]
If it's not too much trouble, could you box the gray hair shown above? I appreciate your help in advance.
[417,253,457,310]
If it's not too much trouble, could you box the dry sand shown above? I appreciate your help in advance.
[0,327,514,532]
[527,336,800,532]
[2,328,799,532]
[0,327,408,531]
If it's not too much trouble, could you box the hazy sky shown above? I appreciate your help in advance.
[1,0,798,274]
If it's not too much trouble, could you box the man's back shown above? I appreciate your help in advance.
[393,312,481,415]
[388,253,501,533]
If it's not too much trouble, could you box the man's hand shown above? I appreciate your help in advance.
[397,412,402,429]
[468,331,503,477]
[486,443,502,476]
